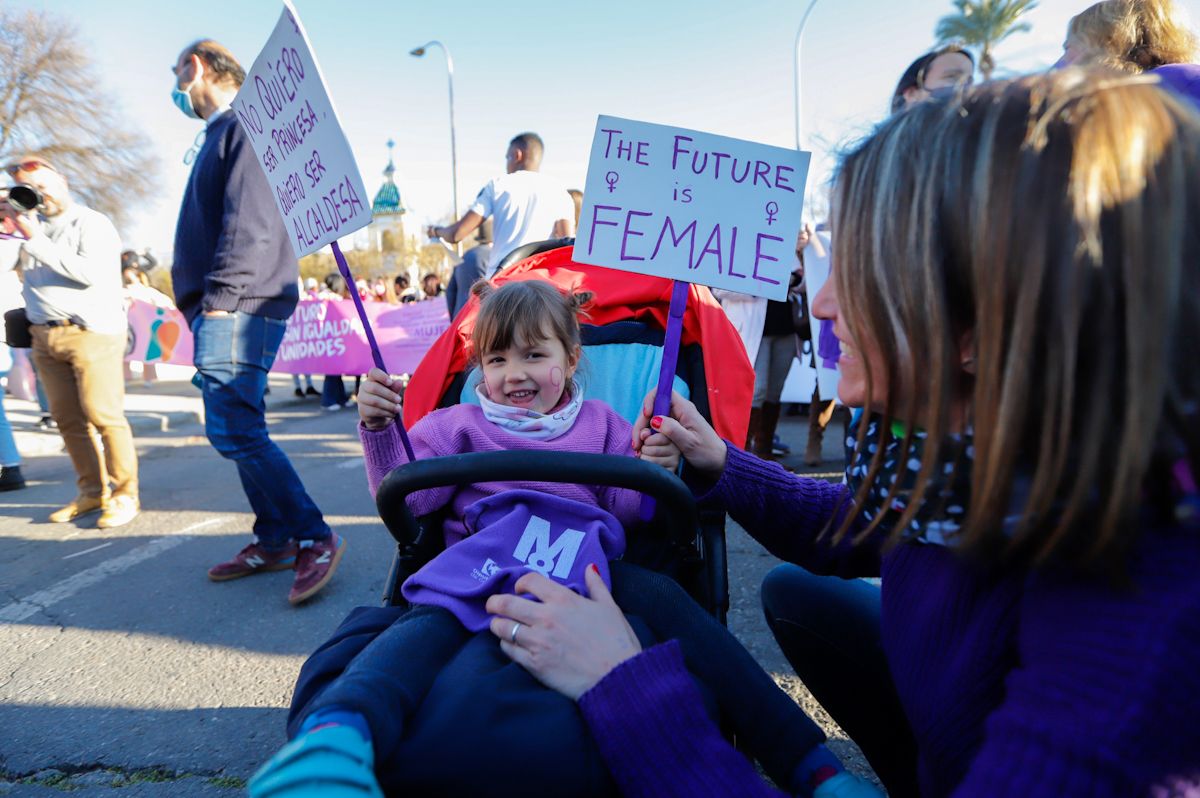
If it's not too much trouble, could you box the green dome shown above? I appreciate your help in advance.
[372,139,406,216]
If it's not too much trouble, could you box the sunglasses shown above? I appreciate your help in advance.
[5,160,55,176]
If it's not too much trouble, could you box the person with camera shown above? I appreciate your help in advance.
[0,156,140,527]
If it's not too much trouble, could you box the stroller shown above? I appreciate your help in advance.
[288,241,754,796]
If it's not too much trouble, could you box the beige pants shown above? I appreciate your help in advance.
[31,325,139,501]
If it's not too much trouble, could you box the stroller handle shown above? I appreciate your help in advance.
[376,451,700,548]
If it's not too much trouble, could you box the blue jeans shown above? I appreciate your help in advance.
[192,312,329,547]
[0,344,20,467]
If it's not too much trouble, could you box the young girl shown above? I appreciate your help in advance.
[251,279,880,798]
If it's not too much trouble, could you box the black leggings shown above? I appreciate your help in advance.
[303,562,826,789]
[761,563,920,798]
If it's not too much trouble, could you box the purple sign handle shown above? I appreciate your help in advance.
[639,279,689,522]
[331,240,416,463]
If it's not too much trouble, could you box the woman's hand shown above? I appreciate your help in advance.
[486,567,642,701]
[357,367,403,430]
[631,390,728,479]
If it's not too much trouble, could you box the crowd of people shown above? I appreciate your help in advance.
[4,0,1200,795]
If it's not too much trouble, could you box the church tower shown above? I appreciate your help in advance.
[369,139,407,258]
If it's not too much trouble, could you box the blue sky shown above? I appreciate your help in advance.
[12,0,1200,255]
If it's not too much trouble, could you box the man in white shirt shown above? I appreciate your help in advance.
[427,132,574,278]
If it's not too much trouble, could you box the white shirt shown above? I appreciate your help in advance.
[19,202,125,335]
[467,171,574,276]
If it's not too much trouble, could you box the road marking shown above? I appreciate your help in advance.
[0,518,223,623]
[62,542,114,560]
[335,457,363,470]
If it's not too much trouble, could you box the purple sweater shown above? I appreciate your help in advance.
[359,400,641,544]
[580,443,1200,797]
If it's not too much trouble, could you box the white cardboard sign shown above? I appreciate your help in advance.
[233,1,371,259]
[573,116,810,301]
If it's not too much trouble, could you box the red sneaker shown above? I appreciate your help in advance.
[289,533,346,605]
[208,541,298,581]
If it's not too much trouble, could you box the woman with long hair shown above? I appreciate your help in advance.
[484,71,1200,797]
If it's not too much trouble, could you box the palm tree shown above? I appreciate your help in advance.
[935,0,1039,80]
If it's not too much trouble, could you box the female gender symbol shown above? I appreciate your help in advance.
[765,201,779,225]
[605,171,620,193]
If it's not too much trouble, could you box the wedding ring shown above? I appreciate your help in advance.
[510,621,522,644]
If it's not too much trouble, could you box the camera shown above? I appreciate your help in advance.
[3,184,44,213]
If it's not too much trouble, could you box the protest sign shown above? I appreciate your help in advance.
[232,1,371,259]
[236,1,414,460]
[121,299,446,376]
[273,299,450,376]
[573,116,810,301]
[572,117,810,518]
[124,300,194,366]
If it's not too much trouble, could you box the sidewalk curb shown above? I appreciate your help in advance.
[12,409,205,458]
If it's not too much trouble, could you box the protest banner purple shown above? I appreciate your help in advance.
[121,297,446,376]
[272,298,449,376]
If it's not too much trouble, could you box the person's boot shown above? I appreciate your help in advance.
[755,401,782,460]
[0,465,26,492]
[745,406,762,451]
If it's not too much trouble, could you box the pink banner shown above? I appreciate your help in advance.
[125,300,194,366]
[272,299,450,376]
[121,298,448,376]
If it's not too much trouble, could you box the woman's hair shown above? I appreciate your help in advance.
[890,44,975,114]
[470,279,592,392]
[1069,0,1198,72]
[833,69,1200,571]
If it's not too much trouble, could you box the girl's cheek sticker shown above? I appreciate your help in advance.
[549,366,563,388]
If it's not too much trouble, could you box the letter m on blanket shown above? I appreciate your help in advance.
[512,516,585,579]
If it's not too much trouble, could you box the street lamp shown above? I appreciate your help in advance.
[410,40,460,247]
[794,0,820,151]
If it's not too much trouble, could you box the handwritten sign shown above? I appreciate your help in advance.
[233,1,371,258]
[573,116,810,301]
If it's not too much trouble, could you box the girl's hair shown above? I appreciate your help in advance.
[470,279,593,391]
[890,45,975,115]
[1069,0,1198,72]
[832,69,1200,571]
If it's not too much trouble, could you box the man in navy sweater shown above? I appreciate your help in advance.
[171,39,344,605]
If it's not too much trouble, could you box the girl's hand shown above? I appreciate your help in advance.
[486,567,642,701]
[631,390,728,479]
[357,368,403,430]
[636,426,681,472]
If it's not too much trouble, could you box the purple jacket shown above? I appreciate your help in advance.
[1155,63,1200,110]
[402,490,624,631]
[579,443,1200,797]
[360,400,642,546]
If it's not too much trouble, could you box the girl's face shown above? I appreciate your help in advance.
[481,334,579,414]
[810,267,888,412]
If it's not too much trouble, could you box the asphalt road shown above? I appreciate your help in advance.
[0,388,870,795]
